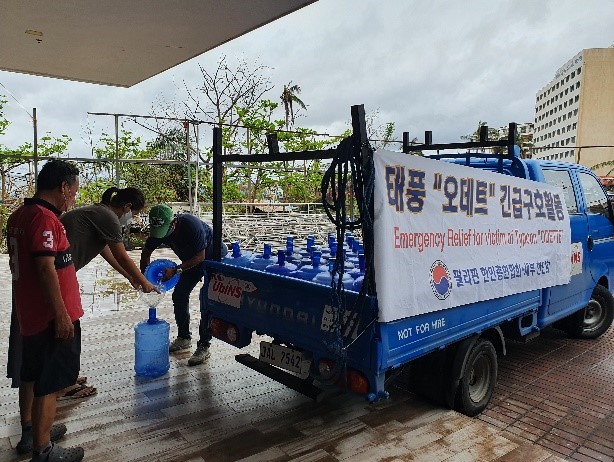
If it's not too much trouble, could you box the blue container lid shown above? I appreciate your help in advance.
[144,259,180,291]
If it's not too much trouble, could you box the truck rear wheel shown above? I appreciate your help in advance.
[566,285,614,339]
[454,339,497,417]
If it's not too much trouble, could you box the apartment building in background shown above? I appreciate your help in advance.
[494,123,534,158]
[533,47,614,175]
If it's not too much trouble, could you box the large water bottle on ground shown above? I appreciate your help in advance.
[134,307,170,378]
[135,260,179,378]
[223,242,253,267]
[249,243,274,271]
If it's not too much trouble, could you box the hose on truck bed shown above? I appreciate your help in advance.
[318,136,377,388]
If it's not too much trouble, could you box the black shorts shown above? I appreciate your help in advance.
[21,321,81,397]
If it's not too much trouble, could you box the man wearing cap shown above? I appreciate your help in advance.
[140,205,228,366]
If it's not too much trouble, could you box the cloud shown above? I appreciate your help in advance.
[1,0,613,155]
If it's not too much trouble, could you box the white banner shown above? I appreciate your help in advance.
[373,149,571,323]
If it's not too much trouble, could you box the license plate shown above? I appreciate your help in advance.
[259,341,311,379]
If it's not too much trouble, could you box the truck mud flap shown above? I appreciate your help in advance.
[235,353,322,400]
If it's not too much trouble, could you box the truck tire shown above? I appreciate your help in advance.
[454,339,497,417]
[566,285,614,339]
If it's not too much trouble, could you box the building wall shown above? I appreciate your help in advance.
[533,47,614,174]
[533,51,583,162]
[576,48,614,175]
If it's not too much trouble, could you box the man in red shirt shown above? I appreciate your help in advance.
[7,159,85,462]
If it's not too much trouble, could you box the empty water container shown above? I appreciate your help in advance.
[292,251,328,281]
[249,243,274,271]
[135,307,170,378]
[312,261,354,288]
[348,253,365,279]
[299,235,316,258]
[285,241,302,267]
[223,242,253,267]
[265,250,297,276]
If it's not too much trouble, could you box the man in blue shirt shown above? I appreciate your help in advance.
[140,205,227,366]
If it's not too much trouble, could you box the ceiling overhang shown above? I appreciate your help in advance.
[0,1,316,87]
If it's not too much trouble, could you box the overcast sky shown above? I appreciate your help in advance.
[0,0,613,156]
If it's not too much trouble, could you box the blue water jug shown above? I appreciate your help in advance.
[299,235,316,258]
[134,307,170,378]
[265,250,297,276]
[348,244,364,265]
[285,241,302,267]
[292,251,328,281]
[144,259,180,292]
[223,242,253,267]
[348,253,365,279]
[321,240,336,261]
[312,261,354,288]
[249,243,274,271]
[352,239,362,253]
[353,275,364,292]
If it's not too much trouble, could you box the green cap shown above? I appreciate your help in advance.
[148,204,173,238]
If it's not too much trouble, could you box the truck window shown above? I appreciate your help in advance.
[542,169,578,213]
[578,172,612,218]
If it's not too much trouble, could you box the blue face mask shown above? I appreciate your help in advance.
[119,210,133,227]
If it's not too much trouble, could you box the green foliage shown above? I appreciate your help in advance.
[280,82,307,129]
[0,96,9,137]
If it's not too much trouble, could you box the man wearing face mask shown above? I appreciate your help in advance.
[140,204,228,366]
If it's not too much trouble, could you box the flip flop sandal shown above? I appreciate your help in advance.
[76,376,87,385]
[15,423,67,454]
[58,384,97,400]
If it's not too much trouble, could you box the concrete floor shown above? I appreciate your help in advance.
[0,250,612,461]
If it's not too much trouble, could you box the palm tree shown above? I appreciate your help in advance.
[280,82,307,129]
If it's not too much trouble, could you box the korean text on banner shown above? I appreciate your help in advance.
[373,149,571,323]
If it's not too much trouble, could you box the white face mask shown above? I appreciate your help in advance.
[119,210,133,227]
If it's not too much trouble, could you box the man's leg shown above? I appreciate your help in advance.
[170,270,203,355]
[31,392,58,449]
[188,270,212,366]
[198,270,212,348]
[19,382,33,425]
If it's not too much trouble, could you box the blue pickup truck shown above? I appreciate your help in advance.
[202,105,613,416]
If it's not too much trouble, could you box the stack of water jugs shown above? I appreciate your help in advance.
[223,233,365,291]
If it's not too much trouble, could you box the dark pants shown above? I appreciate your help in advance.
[171,268,212,347]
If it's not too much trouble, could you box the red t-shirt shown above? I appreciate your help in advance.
[7,198,83,336]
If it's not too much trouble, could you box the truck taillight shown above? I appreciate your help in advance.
[317,359,370,395]
[210,318,240,344]
[346,369,369,395]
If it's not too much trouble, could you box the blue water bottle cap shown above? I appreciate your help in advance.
[144,258,180,291]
